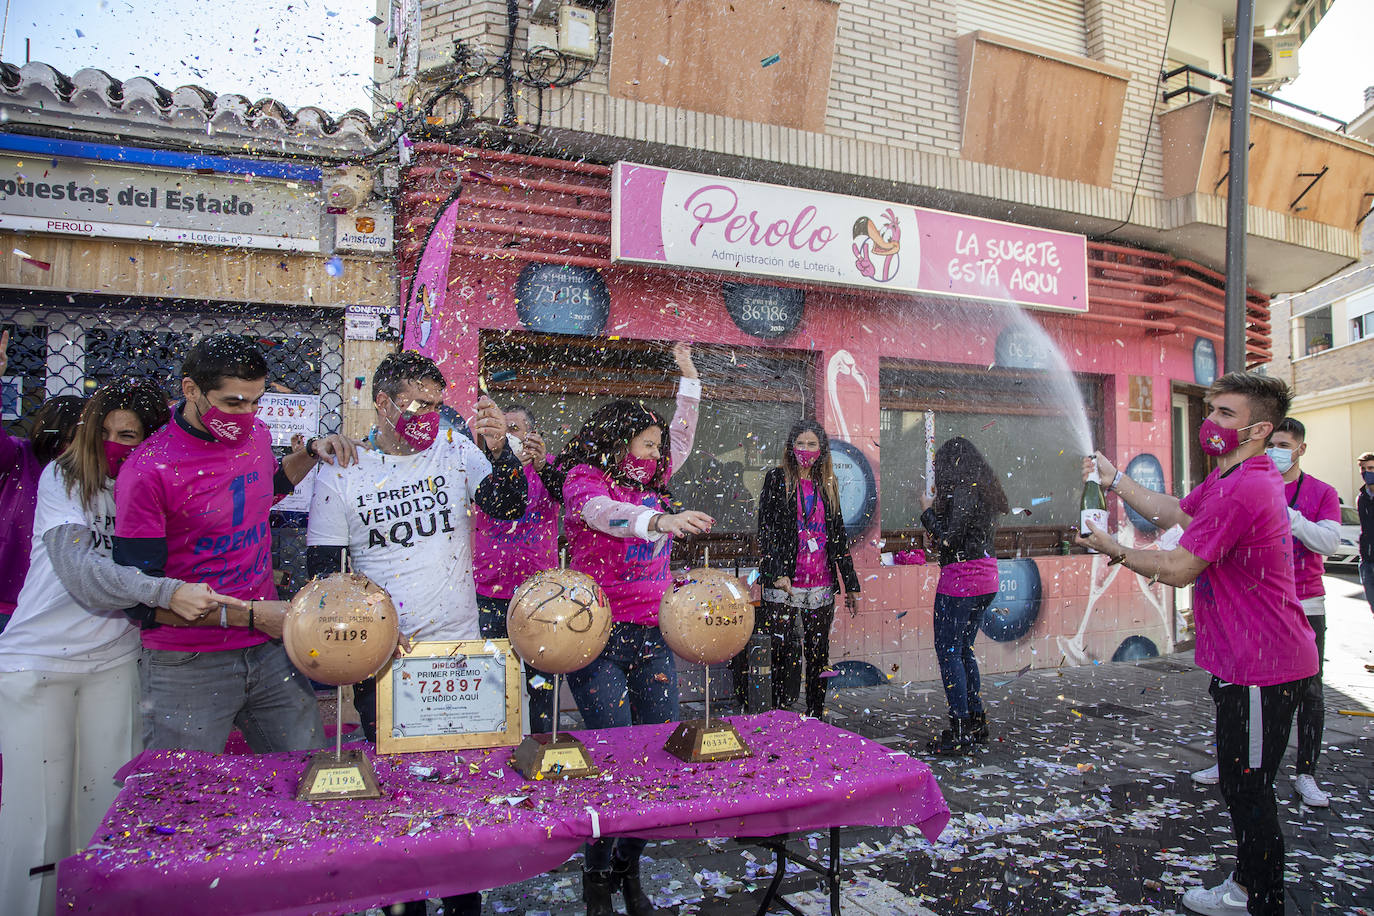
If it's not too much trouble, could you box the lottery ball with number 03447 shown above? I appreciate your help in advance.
[658,568,755,666]
[507,569,613,675]
[284,572,400,685]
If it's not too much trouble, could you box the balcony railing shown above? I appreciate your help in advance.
[1161,63,1348,133]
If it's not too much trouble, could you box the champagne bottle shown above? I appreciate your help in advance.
[1080,466,1109,549]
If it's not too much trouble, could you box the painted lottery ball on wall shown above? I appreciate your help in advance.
[659,568,755,666]
[285,573,400,686]
[508,569,613,675]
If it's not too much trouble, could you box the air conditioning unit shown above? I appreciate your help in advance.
[1223,33,1300,85]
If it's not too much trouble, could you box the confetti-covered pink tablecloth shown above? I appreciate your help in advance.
[58,710,949,915]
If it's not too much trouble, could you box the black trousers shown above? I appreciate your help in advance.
[1210,675,1302,916]
[1295,614,1325,776]
[756,600,835,716]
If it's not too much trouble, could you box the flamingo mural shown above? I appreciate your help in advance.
[826,349,869,441]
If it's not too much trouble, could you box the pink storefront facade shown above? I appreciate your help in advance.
[398,144,1271,683]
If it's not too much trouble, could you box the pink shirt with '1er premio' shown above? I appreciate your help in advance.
[115,414,278,653]
[1179,454,1318,687]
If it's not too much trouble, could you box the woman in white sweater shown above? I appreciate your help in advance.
[0,379,240,915]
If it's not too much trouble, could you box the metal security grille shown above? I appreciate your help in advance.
[0,292,344,596]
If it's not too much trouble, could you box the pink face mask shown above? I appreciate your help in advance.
[620,453,659,484]
[394,409,439,451]
[198,401,254,445]
[103,440,135,476]
[794,447,820,468]
[1198,417,1258,457]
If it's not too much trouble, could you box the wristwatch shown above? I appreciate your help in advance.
[305,437,322,459]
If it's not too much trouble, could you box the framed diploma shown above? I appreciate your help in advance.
[375,639,522,754]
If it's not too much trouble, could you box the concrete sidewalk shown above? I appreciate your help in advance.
[468,572,1374,916]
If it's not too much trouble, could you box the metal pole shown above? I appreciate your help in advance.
[1223,0,1256,373]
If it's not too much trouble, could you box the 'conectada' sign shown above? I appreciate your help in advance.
[611,162,1088,313]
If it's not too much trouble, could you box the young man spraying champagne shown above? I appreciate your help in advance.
[1076,372,1317,916]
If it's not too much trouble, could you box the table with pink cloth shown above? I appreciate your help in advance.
[58,710,950,915]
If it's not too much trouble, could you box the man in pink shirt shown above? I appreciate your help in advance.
[1079,372,1318,916]
[113,334,356,754]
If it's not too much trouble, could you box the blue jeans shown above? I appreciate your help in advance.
[477,595,555,734]
[567,621,679,872]
[566,621,679,730]
[1361,559,1374,609]
[138,641,325,753]
[933,592,995,720]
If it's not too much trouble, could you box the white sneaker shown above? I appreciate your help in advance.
[1191,763,1220,785]
[1294,773,1330,807]
[1181,875,1249,915]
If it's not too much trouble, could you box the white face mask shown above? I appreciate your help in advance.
[1266,447,1295,474]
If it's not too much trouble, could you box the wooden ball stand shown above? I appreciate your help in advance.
[664,551,752,764]
[298,685,382,801]
[510,671,600,780]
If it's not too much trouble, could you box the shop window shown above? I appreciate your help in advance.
[878,360,1106,557]
[481,331,815,561]
[1297,306,1332,356]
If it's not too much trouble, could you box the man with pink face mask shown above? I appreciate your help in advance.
[1077,371,1317,916]
[303,350,525,916]
[113,334,359,754]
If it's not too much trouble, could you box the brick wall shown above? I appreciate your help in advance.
[824,0,961,154]
[1294,336,1374,392]
[1085,0,1167,194]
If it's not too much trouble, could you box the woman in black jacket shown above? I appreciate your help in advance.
[755,419,859,720]
[920,437,1008,755]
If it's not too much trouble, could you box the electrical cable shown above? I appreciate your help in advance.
[1094,0,1177,240]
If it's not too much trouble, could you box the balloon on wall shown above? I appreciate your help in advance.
[659,568,755,665]
[1112,635,1160,662]
[980,558,1042,643]
[1193,338,1217,387]
[285,573,400,685]
[1123,454,1166,534]
[507,569,613,675]
[514,264,610,336]
[722,282,805,339]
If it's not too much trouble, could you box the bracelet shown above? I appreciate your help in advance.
[1109,470,1124,492]
[649,513,661,534]
[1149,571,1161,586]
[248,601,255,633]
[1107,551,1127,567]
[218,603,228,628]
[305,437,321,460]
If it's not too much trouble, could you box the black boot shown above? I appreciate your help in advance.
[968,710,989,744]
[612,855,656,916]
[582,868,615,916]
[926,716,972,756]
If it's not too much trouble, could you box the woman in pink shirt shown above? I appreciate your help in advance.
[755,419,860,720]
[555,345,711,916]
[472,404,561,733]
[920,437,1008,756]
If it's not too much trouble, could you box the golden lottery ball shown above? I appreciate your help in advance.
[284,572,400,686]
[659,568,755,666]
[508,568,613,675]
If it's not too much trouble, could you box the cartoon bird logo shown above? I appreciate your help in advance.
[852,208,901,282]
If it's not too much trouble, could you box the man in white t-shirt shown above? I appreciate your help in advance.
[305,350,525,916]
